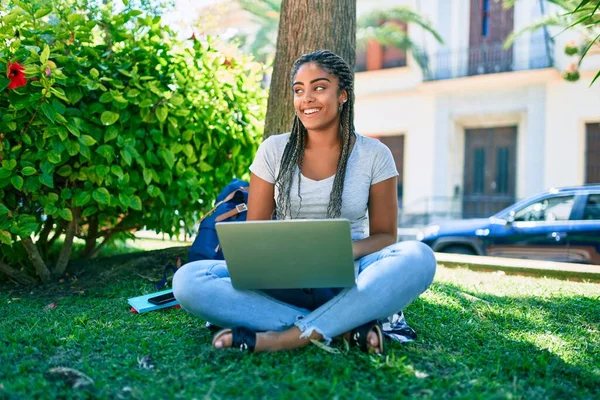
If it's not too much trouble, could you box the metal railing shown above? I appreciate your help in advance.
[417,37,554,81]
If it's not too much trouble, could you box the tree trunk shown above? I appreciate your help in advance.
[80,215,99,259]
[54,208,80,277]
[264,0,356,137]
[21,237,51,283]
[0,260,37,286]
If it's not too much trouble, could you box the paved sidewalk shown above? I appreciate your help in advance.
[435,252,600,282]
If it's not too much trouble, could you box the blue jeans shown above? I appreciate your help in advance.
[173,241,436,343]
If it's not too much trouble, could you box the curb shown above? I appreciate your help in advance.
[434,253,600,283]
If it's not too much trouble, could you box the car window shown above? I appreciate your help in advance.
[514,195,575,222]
[582,194,600,220]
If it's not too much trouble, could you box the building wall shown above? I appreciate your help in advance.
[355,0,600,216]
[545,75,600,188]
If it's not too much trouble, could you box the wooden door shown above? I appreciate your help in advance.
[586,123,600,183]
[463,127,517,217]
[377,135,405,207]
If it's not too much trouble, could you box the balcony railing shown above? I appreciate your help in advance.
[417,37,554,81]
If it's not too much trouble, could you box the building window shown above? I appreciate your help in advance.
[482,0,490,37]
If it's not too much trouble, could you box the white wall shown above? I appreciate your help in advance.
[354,87,436,212]
[545,76,600,188]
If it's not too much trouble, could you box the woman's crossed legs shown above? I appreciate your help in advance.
[173,241,436,353]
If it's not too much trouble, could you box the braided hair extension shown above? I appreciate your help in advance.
[275,50,356,219]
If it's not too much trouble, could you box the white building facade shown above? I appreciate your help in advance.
[354,0,600,223]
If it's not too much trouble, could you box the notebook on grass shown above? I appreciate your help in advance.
[128,289,178,314]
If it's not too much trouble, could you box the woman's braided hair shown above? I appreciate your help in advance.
[275,50,356,219]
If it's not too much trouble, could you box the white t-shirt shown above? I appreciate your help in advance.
[249,133,398,240]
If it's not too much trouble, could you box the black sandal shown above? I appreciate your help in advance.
[211,326,257,352]
[350,320,385,355]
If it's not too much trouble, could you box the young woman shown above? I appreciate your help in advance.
[173,50,436,354]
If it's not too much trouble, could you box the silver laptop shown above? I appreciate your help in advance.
[215,219,356,290]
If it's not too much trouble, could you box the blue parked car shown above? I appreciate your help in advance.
[418,185,600,264]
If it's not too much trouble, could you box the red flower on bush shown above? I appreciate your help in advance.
[7,62,27,89]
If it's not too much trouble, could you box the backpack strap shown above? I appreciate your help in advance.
[215,203,248,222]
[198,187,248,225]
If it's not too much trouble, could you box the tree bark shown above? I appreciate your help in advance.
[80,215,99,259]
[54,208,80,277]
[264,0,356,137]
[21,237,51,283]
[0,260,37,286]
[37,215,55,259]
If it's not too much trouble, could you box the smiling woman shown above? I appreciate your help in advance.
[173,50,437,356]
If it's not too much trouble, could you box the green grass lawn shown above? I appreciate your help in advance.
[1,247,599,399]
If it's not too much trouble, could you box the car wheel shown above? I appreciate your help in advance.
[442,245,476,255]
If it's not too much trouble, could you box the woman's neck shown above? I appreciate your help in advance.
[305,122,342,150]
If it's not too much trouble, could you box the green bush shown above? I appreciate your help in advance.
[0,0,266,283]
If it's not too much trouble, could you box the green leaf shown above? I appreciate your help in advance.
[48,151,62,164]
[82,206,97,218]
[21,167,36,176]
[92,188,110,204]
[99,92,113,103]
[147,185,161,198]
[41,102,57,122]
[90,68,99,78]
[0,230,11,246]
[11,176,23,190]
[65,122,80,137]
[143,169,152,185]
[57,165,73,177]
[157,148,175,169]
[66,87,84,104]
[129,195,142,211]
[2,160,17,170]
[111,165,124,179]
[35,7,52,18]
[65,141,80,157]
[47,193,59,203]
[74,191,91,207]
[59,208,73,221]
[104,126,119,142]
[40,45,50,64]
[0,204,9,216]
[101,111,120,125]
[120,148,132,166]
[61,189,72,200]
[79,135,97,146]
[39,174,54,188]
[156,105,168,122]
[96,165,110,178]
[200,162,213,172]
[590,69,600,87]
[170,94,184,106]
[50,87,69,102]
[21,134,32,146]
[118,193,130,208]
[0,77,9,92]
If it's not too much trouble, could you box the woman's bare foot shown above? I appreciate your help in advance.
[341,329,381,354]
[213,326,381,353]
[212,327,314,352]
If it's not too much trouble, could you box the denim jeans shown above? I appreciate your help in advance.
[173,241,436,343]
